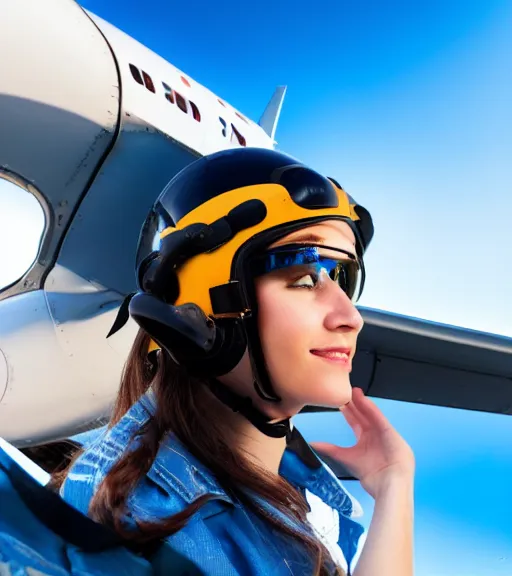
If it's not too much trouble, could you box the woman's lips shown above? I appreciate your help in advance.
[310,348,352,368]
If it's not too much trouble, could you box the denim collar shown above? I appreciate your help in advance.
[137,391,355,516]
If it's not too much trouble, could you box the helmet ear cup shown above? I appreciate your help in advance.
[129,292,247,378]
[129,293,216,353]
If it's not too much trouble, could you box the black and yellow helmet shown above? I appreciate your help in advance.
[126,147,374,436]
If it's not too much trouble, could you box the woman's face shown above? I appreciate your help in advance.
[254,220,364,414]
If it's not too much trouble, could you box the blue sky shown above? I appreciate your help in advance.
[1,2,511,574]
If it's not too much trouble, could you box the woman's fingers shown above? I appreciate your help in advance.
[310,442,359,469]
[334,388,392,445]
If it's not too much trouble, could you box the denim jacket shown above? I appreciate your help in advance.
[61,393,365,575]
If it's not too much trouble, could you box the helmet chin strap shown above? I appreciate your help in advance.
[205,378,292,439]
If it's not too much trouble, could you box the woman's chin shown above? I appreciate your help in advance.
[303,379,353,409]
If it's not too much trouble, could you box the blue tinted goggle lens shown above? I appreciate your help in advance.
[251,244,362,301]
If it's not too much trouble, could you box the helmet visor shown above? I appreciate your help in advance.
[249,243,363,302]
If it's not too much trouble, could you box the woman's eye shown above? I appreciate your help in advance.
[291,274,317,288]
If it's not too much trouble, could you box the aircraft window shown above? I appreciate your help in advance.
[162,82,175,104]
[174,91,188,114]
[142,71,156,93]
[231,124,246,147]
[218,99,226,107]
[129,64,143,85]
[181,76,191,87]
[190,101,201,122]
[219,117,227,137]
[235,111,249,125]
[0,176,45,291]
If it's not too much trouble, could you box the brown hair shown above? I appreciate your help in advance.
[56,329,345,576]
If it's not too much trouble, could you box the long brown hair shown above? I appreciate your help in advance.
[57,329,345,576]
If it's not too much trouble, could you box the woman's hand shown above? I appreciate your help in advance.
[310,387,415,499]
[311,388,415,575]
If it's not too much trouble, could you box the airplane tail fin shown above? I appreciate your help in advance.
[258,86,287,143]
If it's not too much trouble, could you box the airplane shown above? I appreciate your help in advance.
[1,0,510,450]
[0,0,511,572]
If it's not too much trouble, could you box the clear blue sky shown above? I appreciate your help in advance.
[1,2,511,573]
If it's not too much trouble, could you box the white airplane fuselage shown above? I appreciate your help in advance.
[0,0,283,446]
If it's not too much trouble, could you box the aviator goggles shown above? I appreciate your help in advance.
[249,243,364,302]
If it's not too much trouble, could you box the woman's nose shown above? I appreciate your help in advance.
[323,279,364,334]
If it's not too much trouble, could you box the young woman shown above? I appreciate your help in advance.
[59,148,415,576]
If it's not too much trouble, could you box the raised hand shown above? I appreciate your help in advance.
[310,387,415,499]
